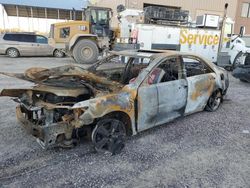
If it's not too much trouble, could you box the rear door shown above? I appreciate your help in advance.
[18,34,37,56]
[137,25,153,50]
[182,56,216,115]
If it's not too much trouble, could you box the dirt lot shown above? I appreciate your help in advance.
[0,55,249,188]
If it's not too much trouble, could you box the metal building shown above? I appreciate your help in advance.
[0,0,87,34]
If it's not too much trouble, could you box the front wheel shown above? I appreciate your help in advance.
[53,49,65,58]
[233,52,244,69]
[92,118,126,155]
[205,90,222,112]
[72,39,99,64]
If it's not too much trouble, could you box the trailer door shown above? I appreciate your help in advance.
[137,26,153,50]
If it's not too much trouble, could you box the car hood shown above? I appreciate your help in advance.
[0,65,124,98]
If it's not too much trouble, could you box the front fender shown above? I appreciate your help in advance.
[72,92,134,126]
[69,34,98,50]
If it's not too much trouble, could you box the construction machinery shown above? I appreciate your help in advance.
[49,6,114,64]
[48,4,250,68]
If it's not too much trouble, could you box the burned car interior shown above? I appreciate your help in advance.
[0,50,229,154]
[89,54,152,84]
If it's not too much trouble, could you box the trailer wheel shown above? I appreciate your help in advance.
[72,39,99,64]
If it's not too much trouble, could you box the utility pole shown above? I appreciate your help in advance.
[218,3,228,53]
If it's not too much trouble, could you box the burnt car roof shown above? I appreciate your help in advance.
[109,49,202,59]
[109,49,174,58]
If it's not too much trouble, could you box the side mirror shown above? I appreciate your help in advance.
[239,26,245,37]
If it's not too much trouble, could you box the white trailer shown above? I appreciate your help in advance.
[115,6,249,68]
[136,24,223,63]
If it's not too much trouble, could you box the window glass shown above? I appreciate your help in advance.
[241,3,249,17]
[19,34,35,43]
[91,10,97,24]
[183,57,212,77]
[98,10,108,25]
[144,57,179,85]
[3,34,19,41]
[60,27,70,38]
[36,36,48,44]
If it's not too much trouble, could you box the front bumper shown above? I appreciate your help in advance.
[16,105,70,149]
[232,65,250,82]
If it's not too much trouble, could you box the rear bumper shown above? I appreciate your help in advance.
[16,105,69,149]
[0,47,6,54]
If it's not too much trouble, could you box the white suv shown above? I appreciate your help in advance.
[0,33,65,58]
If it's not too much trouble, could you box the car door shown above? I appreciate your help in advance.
[137,56,188,132]
[18,34,37,56]
[182,56,217,115]
[35,35,53,56]
[154,56,188,126]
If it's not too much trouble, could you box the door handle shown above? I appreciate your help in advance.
[179,84,188,89]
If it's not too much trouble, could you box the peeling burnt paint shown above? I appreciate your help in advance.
[191,75,215,101]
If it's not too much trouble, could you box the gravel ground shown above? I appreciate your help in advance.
[0,56,249,188]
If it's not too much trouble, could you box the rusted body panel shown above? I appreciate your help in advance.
[0,50,229,150]
[185,74,216,115]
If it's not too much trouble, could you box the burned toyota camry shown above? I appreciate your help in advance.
[0,50,229,154]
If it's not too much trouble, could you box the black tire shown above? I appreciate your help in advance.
[53,49,65,58]
[205,90,222,112]
[6,48,19,58]
[92,118,126,155]
[72,39,99,64]
[233,52,243,69]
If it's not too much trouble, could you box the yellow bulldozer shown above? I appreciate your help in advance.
[49,6,115,64]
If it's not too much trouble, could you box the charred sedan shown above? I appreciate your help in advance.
[0,50,229,154]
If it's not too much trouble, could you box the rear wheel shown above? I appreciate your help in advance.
[72,39,99,64]
[7,48,19,58]
[205,90,222,112]
[92,118,126,155]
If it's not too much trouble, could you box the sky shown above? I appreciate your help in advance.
[0,0,89,10]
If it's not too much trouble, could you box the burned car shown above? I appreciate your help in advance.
[0,50,229,154]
